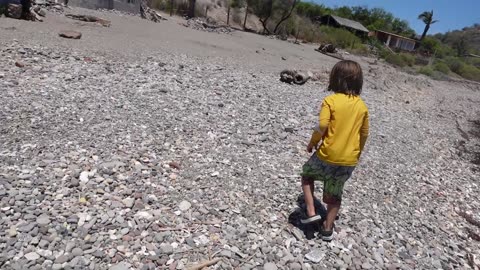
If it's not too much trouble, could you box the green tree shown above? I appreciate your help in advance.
[272,0,299,34]
[254,0,274,34]
[418,10,438,41]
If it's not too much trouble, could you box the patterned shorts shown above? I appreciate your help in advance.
[301,153,355,205]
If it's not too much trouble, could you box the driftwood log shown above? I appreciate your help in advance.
[186,258,221,270]
[317,43,337,53]
[280,70,311,85]
[65,14,111,27]
[315,44,345,60]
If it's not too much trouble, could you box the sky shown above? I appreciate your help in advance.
[313,0,480,34]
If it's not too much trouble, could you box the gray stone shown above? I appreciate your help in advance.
[159,243,173,255]
[305,249,324,263]
[8,227,17,237]
[65,242,75,252]
[52,264,63,270]
[25,252,40,261]
[39,239,50,249]
[55,254,70,264]
[289,262,302,270]
[110,262,131,270]
[93,250,104,258]
[72,247,83,257]
[36,216,51,226]
[178,200,191,211]
[122,197,135,208]
[70,178,80,187]
[362,262,373,269]
[264,262,278,270]
[220,250,232,258]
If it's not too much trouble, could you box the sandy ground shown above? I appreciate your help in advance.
[1,7,332,72]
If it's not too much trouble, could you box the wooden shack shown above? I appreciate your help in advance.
[372,30,418,52]
[318,15,370,37]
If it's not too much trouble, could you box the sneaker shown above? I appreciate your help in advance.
[320,224,335,241]
[300,214,322,224]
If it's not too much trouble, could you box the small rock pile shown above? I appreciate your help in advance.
[184,18,234,34]
[34,0,64,14]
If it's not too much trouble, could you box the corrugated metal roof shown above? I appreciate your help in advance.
[329,15,370,33]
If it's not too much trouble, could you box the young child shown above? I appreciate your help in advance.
[300,60,369,241]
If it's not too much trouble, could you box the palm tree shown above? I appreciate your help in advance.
[418,10,438,41]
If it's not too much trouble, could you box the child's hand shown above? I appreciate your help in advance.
[307,142,316,153]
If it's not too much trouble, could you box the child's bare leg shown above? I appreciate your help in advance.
[324,203,340,231]
[301,177,316,217]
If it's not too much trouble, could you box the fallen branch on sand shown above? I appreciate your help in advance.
[65,14,111,27]
[186,258,222,270]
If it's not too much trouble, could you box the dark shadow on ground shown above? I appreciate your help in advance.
[288,194,327,240]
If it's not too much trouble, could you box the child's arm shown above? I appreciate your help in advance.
[307,100,331,152]
[359,111,369,153]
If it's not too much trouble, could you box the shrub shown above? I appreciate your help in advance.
[458,64,480,82]
[399,53,415,67]
[418,66,434,77]
[349,44,370,56]
[433,62,450,74]
[385,53,406,67]
[445,57,466,74]
[318,26,361,49]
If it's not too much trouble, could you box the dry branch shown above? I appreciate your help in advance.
[65,14,111,27]
[187,258,221,270]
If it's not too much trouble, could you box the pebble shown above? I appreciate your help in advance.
[24,252,40,261]
[178,200,191,211]
[264,262,278,270]
[55,255,70,264]
[160,243,174,255]
[71,247,83,257]
[36,216,50,226]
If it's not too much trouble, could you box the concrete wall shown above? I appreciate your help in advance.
[69,0,139,13]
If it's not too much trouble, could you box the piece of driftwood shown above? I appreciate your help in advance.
[314,44,344,60]
[280,70,311,85]
[65,14,111,27]
[59,30,82,39]
[186,258,221,270]
[317,43,337,53]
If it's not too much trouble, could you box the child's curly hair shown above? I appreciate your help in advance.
[328,60,363,95]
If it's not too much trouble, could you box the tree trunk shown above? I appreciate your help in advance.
[170,0,173,16]
[187,0,196,18]
[20,0,31,20]
[227,6,230,25]
[420,24,430,41]
[273,0,297,34]
[243,1,248,30]
[259,0,273,35]
[260,18,271,35]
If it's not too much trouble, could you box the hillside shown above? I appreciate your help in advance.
[434,24,480,54]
